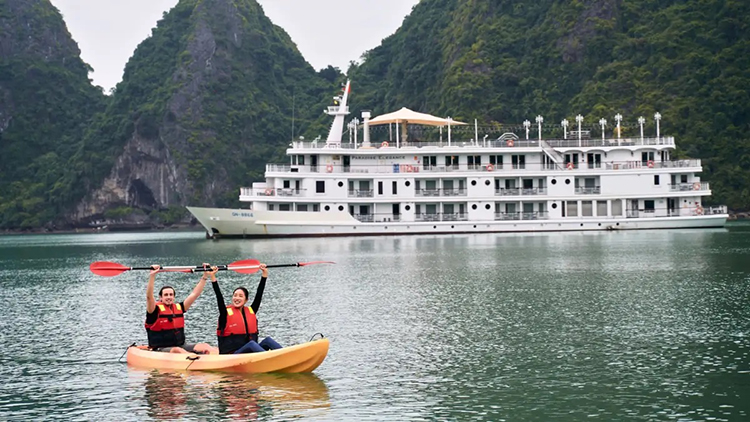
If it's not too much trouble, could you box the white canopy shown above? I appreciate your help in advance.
[368,107,466,126]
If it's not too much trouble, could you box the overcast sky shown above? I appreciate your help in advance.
[49,0,419,91]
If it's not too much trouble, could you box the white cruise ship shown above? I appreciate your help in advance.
[187,80,727,238]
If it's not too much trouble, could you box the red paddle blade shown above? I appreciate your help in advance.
[90,261,131,277]
[227,259,261,274]
[299,261,336,266]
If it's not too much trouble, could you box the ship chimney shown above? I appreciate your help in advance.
[362,111,371,147]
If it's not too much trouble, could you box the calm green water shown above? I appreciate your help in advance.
[1,224,750,421]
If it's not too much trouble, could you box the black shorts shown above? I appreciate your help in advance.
[153,343,197,353]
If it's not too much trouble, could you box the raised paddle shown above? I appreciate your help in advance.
[89,259,335,277]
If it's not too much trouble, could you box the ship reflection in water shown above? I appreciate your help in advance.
[134,369,330,420]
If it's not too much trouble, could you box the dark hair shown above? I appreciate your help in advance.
[233,287,249,300]
[159,286,176,297]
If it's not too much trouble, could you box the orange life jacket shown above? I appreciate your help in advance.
[217,306,258,354]
[145,302,186,348]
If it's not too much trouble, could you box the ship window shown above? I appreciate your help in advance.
[472,204,478,210]
[338,181,344,187]
[405,181,411,187]
[283,180,290,189]
[565,179,571,185]
[324,205,330,211]
[611,200,622,216]
[313,204,320,212]
[581,201,593,217]
[405,205,411,211]
[566,201,578,217]
[298,155,305,165]
[551,179,557,185]
[297,204,308,212]
[291,156,297,165]
[552,203,558,209]
[644,200,655,212]
[316,181,325,193]
[485,180,491,186]
[378,181,383,195]
[485,204,491,210]
[680,174,688,183]
[654,175,660,185]
[489,155,503,167]
[393,181,398,195]
[471,180,477,186]
[279,204,291,211]
[268,204,274,211]
[338,205,344,211]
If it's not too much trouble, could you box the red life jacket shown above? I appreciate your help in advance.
[217,306,258,354]
[145,302,186,348]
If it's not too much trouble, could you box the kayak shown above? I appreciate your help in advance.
[126,338,329,373]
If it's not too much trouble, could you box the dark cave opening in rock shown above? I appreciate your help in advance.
[128,179,157,208]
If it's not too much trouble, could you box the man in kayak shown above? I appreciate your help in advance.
[208,263,283,354]
[145,264,213,354]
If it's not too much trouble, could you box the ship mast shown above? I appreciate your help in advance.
[324,80,351,147]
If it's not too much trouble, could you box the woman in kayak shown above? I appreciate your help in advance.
[207,264,283,354]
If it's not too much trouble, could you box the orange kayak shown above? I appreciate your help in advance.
[126,338,329,373]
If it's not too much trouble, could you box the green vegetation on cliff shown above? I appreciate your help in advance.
[349,0,750,209]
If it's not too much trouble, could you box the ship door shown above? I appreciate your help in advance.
[311,155,318,172]
[667,198,676,216]
[393,203,400,221]
[343,155,351,172]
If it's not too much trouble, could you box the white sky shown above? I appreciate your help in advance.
[50,0,419,91]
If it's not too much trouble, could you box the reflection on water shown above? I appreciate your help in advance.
[134,369,330,421]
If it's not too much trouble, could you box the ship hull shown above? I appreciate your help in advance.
[187,206,727,238]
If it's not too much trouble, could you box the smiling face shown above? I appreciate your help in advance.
[232,288,248,308]
[159,287,176,306]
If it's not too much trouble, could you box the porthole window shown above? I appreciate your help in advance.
[338,181,343,187]
[472,204,478,210]
[485,180,490,186]
[324,205,330,211]
[485,204,491,210]
[471,180,477,186]
[433,226,437,229]
[551,179,557,185]
[552,203,558,209]
[405,181,411,187]
[565,179,571,185]
[405,205,411,211]
[338,205,344,211]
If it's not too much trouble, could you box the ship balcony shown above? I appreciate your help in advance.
[669,182,709,192]
[414,188,468,197]
[494,212,550,220]
[348,189,374,198]
[494,188,547,196]
[239,187,305,200]
[353,213,401,223]
[415,213,469,222]
[575,186,601,195]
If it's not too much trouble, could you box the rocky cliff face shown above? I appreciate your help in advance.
[0,0,106,228]
[71,0,332,222]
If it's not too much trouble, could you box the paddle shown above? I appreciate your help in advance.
[90,259,335,277]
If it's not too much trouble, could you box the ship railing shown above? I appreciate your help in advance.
[353,214,402,223]
[706,205,727,214]
[266,159,700,175]
[575,186,601,195]
[441,188,467,196]
[494,212,550,220]
[413,213,469,222]
[494,188,547,196]
[669,182,709,192]
[348,189,374,198]
[240,187,308,197]
[289,136,676,151]
[416,189,442,197]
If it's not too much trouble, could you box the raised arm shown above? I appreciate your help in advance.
[210,267,228,330]
[146,265,160,313]
[249,264,269,313]
[183,264,211,311]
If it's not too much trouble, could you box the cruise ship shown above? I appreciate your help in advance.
[187,80,727,238]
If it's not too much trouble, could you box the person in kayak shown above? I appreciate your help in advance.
[145,264,213,354]
[208,263,283,354]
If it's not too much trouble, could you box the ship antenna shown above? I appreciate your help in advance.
[291,87,295,141]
